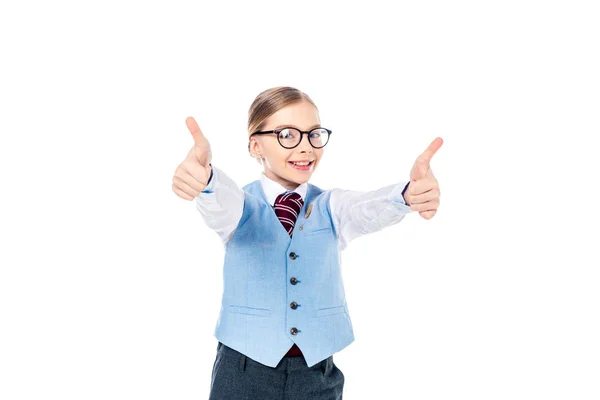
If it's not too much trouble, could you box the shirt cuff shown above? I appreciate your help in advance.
[401,181,410,201]
[201,163,214,193]
[388,181,413,212]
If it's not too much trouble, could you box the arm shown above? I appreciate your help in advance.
[195,165,245,246]
[329,181,413,251]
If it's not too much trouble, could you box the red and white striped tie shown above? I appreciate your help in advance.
[274,191,304,237]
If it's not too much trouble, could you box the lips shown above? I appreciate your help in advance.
[289,160,314,165]
[288,160,314,171]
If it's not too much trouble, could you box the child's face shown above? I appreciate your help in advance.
[250,100,325,191]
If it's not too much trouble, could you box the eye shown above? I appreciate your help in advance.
[279,128,299,139]
[310,128,326,139]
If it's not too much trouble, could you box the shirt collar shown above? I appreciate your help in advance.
[260,172,308,206]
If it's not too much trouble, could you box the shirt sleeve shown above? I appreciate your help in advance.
[329,181,413,251]
[195,165,245,246]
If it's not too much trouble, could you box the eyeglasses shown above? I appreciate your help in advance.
[249,127,332,149]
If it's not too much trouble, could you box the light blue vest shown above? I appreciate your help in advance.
[213,179,355,368]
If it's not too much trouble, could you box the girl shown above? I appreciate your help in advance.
[172,86,442,399]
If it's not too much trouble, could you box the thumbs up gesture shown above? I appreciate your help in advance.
[172,117,214,201]
[403,137,443,220]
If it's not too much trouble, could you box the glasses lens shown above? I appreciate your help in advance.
[309,128,329,148]
[278,128,301,148]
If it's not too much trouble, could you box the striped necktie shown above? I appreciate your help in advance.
[273,191,304,237]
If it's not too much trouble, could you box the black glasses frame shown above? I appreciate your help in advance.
[249,127,332,149]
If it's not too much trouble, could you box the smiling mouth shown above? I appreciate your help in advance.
[288,160,315,170]
[289,160,314,166]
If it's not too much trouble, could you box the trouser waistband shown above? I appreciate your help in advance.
[216,342,333,374]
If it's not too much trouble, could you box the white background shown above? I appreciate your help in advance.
[1,1,599,399]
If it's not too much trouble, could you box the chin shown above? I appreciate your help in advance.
[295,177,310,184]
[283,162,317,183]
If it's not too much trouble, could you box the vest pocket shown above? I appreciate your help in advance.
[315,305,346,317]
[304,227,332,236]
[228,305,271,317]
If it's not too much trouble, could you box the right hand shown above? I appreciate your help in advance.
[172,116,213,200]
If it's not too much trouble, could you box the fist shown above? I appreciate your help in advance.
[172,117,213,201]
[403,137,443,220]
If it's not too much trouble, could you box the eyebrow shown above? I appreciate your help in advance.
[273,124,321,130]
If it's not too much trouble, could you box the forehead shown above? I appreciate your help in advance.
[263,100,320,129]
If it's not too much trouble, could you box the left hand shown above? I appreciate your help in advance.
[403,137,443,220]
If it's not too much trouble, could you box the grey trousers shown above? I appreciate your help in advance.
[208,342,345,399]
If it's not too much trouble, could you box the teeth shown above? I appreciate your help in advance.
[292,161,310,166]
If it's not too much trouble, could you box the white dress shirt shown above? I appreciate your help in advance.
[195,165,413,251]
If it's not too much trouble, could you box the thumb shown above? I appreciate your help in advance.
[410,137,443,181]
[185,116,212,166]
[186,116,208,146]
[410,159,429,182]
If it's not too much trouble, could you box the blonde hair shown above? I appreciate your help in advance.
[247,86,318,164]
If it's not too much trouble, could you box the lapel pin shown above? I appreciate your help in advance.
[305,203,313,219]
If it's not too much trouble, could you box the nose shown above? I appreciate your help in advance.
[297,133,313,152]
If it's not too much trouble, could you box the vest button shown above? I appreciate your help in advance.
[290,277,298,285]
[289,252,297,260]
[290,301,298,309]
[290,327,298,335]
[299,225,303,230]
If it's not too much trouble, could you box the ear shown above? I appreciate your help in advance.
[249,137,263,158]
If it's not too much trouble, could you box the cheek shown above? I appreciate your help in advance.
[278,150,293,164]
[265,150,292,169]
[314,151,324,163]
[263,143,288,161]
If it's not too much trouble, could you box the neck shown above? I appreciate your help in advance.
[264,170,302,191]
